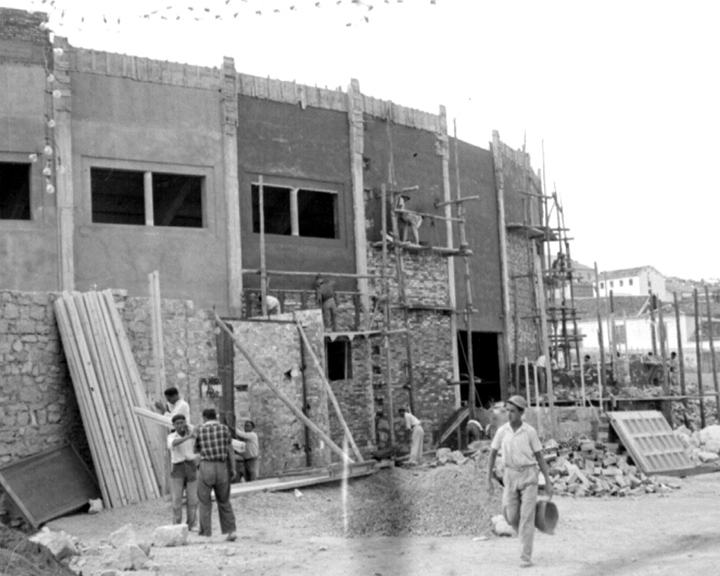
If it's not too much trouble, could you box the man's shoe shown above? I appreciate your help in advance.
[520,559,533,568]
[226,531,237,542]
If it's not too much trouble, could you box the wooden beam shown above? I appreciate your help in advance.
[213,313,355,464]
[296,322,363,462]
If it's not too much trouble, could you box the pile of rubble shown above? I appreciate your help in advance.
[541,439,680,498]
[675,424,720,464]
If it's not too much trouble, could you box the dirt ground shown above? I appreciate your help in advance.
[39,462,720,576]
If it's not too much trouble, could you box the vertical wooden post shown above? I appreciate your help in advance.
[532,363,543,437]
[694,288,706,428]
[534,253,555,436]
[148,271,168,495]
[657,300,670,395]
[523,357,530,407]
[704,285,720,420]
[258,175,267,316]
[609,290,616,382]
[380,184,395,445]
[594,263,606,399]
[673,292,688,414]
[513,277,520,391]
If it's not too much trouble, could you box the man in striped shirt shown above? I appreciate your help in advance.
[195,408,237,541]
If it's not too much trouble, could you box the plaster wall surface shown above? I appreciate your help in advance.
[238,97,356,292]
[70,72,228,307]
[0,63,60,291]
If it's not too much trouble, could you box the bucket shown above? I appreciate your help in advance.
[535,500,558,534]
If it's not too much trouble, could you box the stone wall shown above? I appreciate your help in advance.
[231,310,331,474]
[507,230,540,364]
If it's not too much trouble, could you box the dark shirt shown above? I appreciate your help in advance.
[317,283,335,303]
[196,420,232,462]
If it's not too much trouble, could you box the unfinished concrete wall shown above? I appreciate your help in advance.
[231,311,331,474]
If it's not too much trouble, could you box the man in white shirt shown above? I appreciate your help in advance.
[154,387,191,424]
[487,395,553,568]
[398,407,424,465]
[235,420,260,481]
[167,414,198,529]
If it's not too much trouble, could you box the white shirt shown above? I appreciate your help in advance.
[167,425,197,464]
[265,295,280,312]
[164,398,190,425]
[491,422,541,470]
[236,430,259,459]
[403,412,421,430]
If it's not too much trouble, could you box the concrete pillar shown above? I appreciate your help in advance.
[347,79,370,325]
[492,130,512,397]
[438,106,460,408]
[52,37,75,292]
[222,57,243,315]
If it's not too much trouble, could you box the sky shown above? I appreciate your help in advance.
[4,0,720,281]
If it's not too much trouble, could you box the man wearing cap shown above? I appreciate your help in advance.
[487,395,553,568]
[166,414,198,530]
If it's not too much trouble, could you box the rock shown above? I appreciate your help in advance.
[436,447,451,464]
[103,543,150,571]
[88,498,104,514]
[108,523,151,556]
[449,450,467,465]
[29,527,78,561]
[152,524,188,547]
[491,514,515,537]
[699,425,720,446]
[698,451,719,463]
[99,571,122,576]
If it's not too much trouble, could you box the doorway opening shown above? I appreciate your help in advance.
[457,331,501,409]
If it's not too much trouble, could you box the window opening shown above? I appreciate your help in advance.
[252,184,292,235]
[297,189,338,239]
[0,162,31,220]
[152,173,203,228]
[326,340,352,381]
[91,168,145,225]
[91,167,203,227]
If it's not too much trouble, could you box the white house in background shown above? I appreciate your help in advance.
[598,266,667,301]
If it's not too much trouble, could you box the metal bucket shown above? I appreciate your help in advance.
[535,500,558,534]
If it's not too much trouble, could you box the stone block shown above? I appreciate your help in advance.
[108,523,151,556]
[102,544,150,571]
[152,524,188,547]
[29,527,78,560]
[3,304,19,319]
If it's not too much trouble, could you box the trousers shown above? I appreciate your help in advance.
[197,460,236,536]
[409,425,424,464]
[170,461,198,529]
[322,298,338,331]
[502,466,538,562]
[242,457,259,481]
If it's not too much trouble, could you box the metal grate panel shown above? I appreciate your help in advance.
[607,411,695,474]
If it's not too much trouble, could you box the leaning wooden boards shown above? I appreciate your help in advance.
[54,290,161,508]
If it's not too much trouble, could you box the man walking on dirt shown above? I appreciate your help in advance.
[195,408,237,541]
[487,395,553,567]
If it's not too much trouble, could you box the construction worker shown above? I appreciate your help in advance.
[154,386,191,424]
[487,395,553,568]
[166,414,198,529]
[398,407,424,465]
[395,194,422,245]
[315,275,338,331]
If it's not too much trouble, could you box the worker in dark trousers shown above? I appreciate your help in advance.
[315,275,338,331]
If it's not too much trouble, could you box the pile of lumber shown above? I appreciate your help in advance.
[54,291,161,508]
[543,440,679,497]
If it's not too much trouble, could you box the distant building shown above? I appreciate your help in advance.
[598,266,667,301]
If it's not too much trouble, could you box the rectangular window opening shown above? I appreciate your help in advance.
[298,189,338,239]
[91,167,146,225]
[0,162,31,220]
[152,173,203,228]
[252,184,292,235]
[326,340,352,381]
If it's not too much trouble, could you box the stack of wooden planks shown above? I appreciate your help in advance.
[54,290,161,508]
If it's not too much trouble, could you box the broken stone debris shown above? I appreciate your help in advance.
[543,439,680,497]
[28,526,78,561]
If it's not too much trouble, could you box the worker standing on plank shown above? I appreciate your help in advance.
[195,408,237,542]
[315,275,338,331]
[487,395,554,568]
[166,414,198,530]
[235,421,260,481]
[398,407,424,465]
[154,386,191,424]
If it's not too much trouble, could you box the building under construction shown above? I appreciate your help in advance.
[0,8,580,491]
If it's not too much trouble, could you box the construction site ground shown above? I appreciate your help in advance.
[32,460,720,576]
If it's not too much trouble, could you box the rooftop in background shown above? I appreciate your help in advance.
[599,266,664,280]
